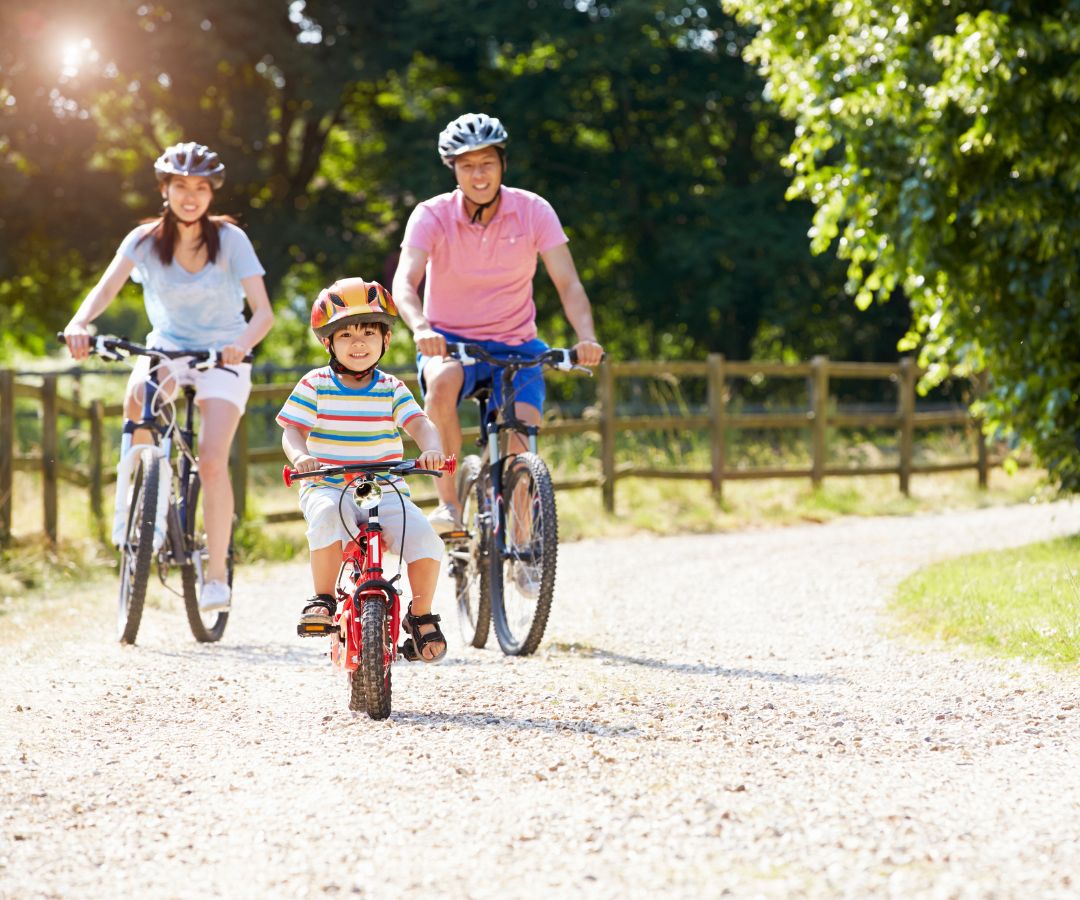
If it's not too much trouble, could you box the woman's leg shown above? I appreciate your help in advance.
[196,398,241,584]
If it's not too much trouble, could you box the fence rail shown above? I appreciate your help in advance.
[0,356,996,544]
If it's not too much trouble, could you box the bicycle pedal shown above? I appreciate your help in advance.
[297,622,336,637]
[441,529,469,542]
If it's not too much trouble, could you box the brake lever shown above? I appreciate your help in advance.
[93,336,128,362]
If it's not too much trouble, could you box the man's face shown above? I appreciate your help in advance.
[453,146,503,207]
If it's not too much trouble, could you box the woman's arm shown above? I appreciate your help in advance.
[224,274,275,364]
[63,252,137,360]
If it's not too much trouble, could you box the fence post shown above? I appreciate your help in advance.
[707,354,727,501]
[0,370,12,544]
[90,399,105,532]
[231,412,249,521]
[810,356,829,487]
[898,357,916,496]
[599,359,616,514]
[42,374,59,543]
[973,371,988,489]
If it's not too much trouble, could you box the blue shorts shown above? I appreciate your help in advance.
[416,330,548,413]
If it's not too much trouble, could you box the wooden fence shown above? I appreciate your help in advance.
[0,356,995,544]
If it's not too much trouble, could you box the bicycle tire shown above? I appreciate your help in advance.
[451,454,492,648]
[117,448,158,645]
[358,599,392,720]
[490,452,558,656]
[179,471,230,643]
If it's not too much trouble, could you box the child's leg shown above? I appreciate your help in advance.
[383,497,446,661]
[310,542,343,596]
[406,557,440,617]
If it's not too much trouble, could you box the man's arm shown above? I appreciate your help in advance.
[540,243,604,366]
[392,246,447,358]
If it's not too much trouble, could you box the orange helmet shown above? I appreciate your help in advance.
[310,278,397,341]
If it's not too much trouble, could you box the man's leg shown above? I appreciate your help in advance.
[422,358,465,509]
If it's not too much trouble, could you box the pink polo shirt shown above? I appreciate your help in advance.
[400,186,568,344]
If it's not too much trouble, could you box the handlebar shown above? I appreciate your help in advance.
[444,342,602,374]
[57,333,254,370]
[283,455,457,488]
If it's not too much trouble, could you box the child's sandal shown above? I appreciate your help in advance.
[400,603,447,664]
[297,594,336,637]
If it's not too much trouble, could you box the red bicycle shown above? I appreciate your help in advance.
[283,457,455,719]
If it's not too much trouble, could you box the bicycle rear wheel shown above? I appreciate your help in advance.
[117,448,159,645]
[450,454,492,648]
[490,452,557,656]
[180,471,230,643]
[358,599,392,719]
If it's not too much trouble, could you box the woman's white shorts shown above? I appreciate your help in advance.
[299,484,443,563]
[126,331,253,412]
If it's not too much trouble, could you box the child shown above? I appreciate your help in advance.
[276,277,447,663]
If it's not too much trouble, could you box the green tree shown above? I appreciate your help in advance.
[723,0,1080,487]
[2,0,908,370]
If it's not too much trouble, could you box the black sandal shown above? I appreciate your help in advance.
[400,603,447,664]
[297,593,336,637]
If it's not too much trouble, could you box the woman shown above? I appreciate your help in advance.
[63,141,274,614]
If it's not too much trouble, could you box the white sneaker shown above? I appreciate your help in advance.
[427,503,461,536]
[199,580,231,614]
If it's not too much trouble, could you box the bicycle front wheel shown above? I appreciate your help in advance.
[358,599,392,720]
[117,448,159,645]
[490,452,558,656]
[451,454,492,648]
[179,471,230,643]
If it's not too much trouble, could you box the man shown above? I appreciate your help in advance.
[393,112,604,532]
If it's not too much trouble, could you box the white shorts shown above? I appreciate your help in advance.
[299,484,444,563]
[127,331,253,412]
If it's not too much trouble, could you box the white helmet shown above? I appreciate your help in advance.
[437,113,508,167]
[154,142,225,189]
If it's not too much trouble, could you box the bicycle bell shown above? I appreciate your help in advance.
[353,479,382,510]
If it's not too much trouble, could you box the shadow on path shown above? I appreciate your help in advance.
[387,708,642,737]
[546,643,843,685]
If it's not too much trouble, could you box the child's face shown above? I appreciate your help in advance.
[331,322,389,373]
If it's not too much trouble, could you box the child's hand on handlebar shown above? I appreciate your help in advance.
[416,449,446,472]
[292,454,323,474]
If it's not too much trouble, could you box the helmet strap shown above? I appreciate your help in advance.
[469,186,502,225]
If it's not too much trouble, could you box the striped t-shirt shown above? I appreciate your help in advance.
[275,367,424,497]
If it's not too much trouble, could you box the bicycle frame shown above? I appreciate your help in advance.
[122,369,199,565]
[329,480,403,674]
[283,458,453,716]
[59,332,251,644]
[448,343,576,551]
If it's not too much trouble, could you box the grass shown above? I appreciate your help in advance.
[890,535,1080,667]
[0,464,1061,646]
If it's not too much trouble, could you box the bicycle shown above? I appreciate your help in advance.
[442,342,596,656]
[283,458,453,719]
[59,333,251,645]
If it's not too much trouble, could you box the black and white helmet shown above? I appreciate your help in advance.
[154,142,226,189]
[437,113,508,167]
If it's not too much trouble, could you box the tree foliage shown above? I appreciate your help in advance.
[1,0,908,368]
[723,0,1080,488]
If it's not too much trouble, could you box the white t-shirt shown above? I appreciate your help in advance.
[119,221,265,349]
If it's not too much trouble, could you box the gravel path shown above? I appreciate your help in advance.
[2,501,1080,899]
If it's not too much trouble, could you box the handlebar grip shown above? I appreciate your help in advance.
[442,455,457,477]
[282,466,295,487]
